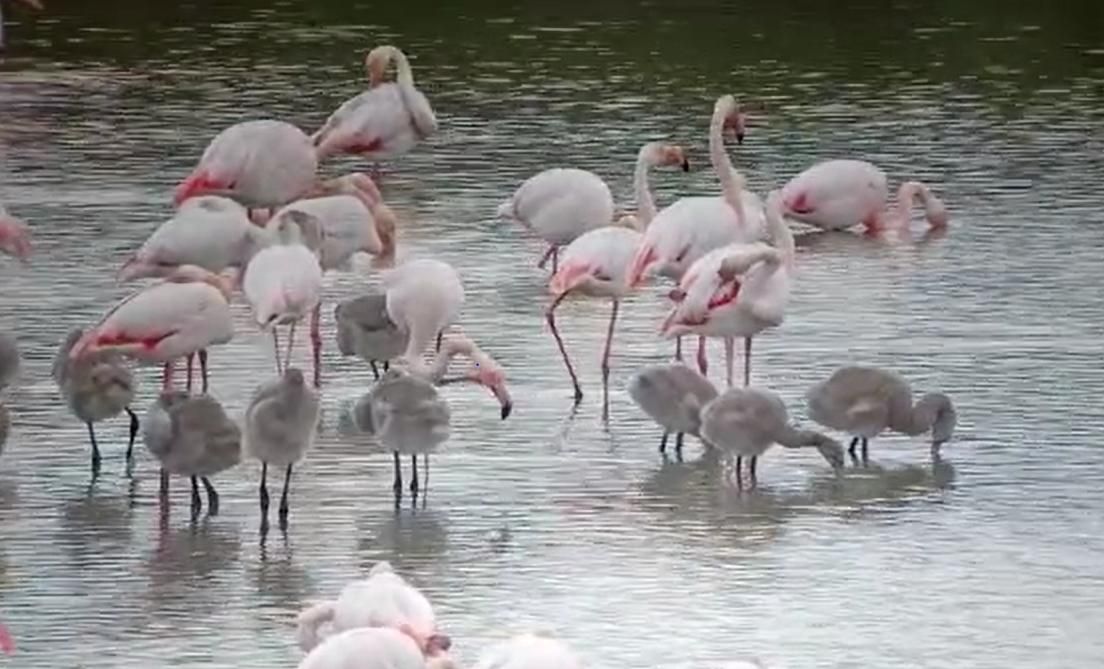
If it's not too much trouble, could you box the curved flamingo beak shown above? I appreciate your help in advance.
[491,382,513,420]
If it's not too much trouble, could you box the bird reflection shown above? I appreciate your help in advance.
[357,506,449,576]
[143,520,241,618]
[253,534,313,611]
[57,490,134,568]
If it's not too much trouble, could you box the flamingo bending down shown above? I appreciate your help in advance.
[297,626,454,669]
[242,211,325,385]
[382,258,465,363]
[700,386,845,488]
[627,363,718,458]
[805,365,957,464]
[69,265,235,394]
[143,391,241,517]
[543,141,688,417]
[296,561,451,654]
[0,203,31,261]
[353,334,512,500]
[117,196,263,282]
[174,120,318,213]
[661,189,794,388]
[628,95,765,372]
[313,45,437,165]
[780,159,948,234]
[473,632,583,669]
[53,328,139,477]
[268,173,398,385]
[244,367,320,532]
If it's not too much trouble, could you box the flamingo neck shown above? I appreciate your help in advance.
[633,146,658,224]
[390,47,416,91]
[889,182,920,228]
[708,108,746,230]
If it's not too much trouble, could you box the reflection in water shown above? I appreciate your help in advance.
[143,521,242,618]
[357,507,449,576]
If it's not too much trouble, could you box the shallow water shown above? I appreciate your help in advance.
[2,1,1104,667]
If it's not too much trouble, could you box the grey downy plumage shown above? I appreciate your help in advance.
[334,292,408,379]
[627,363,718,458]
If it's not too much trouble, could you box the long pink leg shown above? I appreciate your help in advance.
[546,291,582,403]
[310,303,322,388]
[285,321,298,374]
[161,361,175,391]
[696,336,708,377]
[272,329,282,375]
[600,299,620,422]
[724,336,735,388]
[861,210,883,236]
[744,337,753,387]
[186,353,195,392]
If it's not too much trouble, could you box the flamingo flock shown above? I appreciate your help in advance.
[0,40,963,666]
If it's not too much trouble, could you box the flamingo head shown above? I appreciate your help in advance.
[365,46,395,87]
[439,337,513,420]
[0,213,32,262]
[715,94,746,144]
[660,144,690,172]
[923,191,949,228]
[397,624,455,669]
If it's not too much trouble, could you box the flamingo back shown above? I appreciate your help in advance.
[243,244,324,326]
[332,565,437,638]
[273,195,382,270]
[473,633,583,669]
[700,386,790,457]
[297,627,424,669]
[505,168,614,246]
[363,371,451,454]
[780,159,888,229]
[383,259,464,358]
[313,85,425,161]
[805,366,909,437]
[628,363,718,436]
[551,226,641,298]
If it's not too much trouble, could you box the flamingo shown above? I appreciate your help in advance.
[627,95,766,373]
[174,120,318,214]
[117,196,264,282]
[700,386,845,488]
[298,626,454,669]
[242,211,325,385]
[52,328,139,478]
[473,632,583,669]
[244,367,320,532]
[0,203,31,261]
[143,391,241,517]
[352,334,512,500]
[805,365,957,465]
[381,258,465,364]
[627,363,718,458]
[297,561,451,654]
[0,619,12,654]
[780,159,948,234]
[544,141,687,417]
[313,45,437,166]
[69,265,235,395]
[268,173,398,385]
[661,189,794,389]
[0,0,42,51]
[499,144,688,273]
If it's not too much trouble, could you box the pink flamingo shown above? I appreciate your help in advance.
[0,203,31,261]
[70,265,235,394]
[117,195,263,282]
[267,173,398,385]
[174,120,318,214]
[627,95,765,373]
[661,190,794,389]
[313,45,437,166]
[780,159,948,234]
[545,141,688,419]
[382,258,464,366]
[0,619,12,654]
[242,213,325,384]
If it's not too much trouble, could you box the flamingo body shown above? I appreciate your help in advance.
[297,627,427,669]
[549,226,641,299]
[243,242,323,327]
[473,633,583,669]
[314,84,435,161]
[780,159,888,230]
[382,259,464,361]
[175,120,317,208]
[271,194,383,270]
[498,168,614,247]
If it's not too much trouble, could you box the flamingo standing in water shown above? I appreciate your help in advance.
[628,95,766,374]
[0,203,31,261]
[174,120,319,216]
[70,265,235,394]
[242,212,325,384]
[780,159,948,234]
[661,190,794,389]
[268,173,398,385]
[546,141,688,419]
[313,45,437,166]
[380,258,465,364]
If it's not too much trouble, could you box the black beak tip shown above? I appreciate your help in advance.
[430,633,452,651]
[680,160,690,172]
[501,403,513,420]
[736,133,745,145]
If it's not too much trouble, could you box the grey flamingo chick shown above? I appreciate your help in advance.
[700,386,845,489]
[334,292,407,379]
[52,328,138,477]
[244,367,320,531]
[142,391,241,517]
[628,363,718,458]
[352,335,512,501]
[805,365,957,464]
